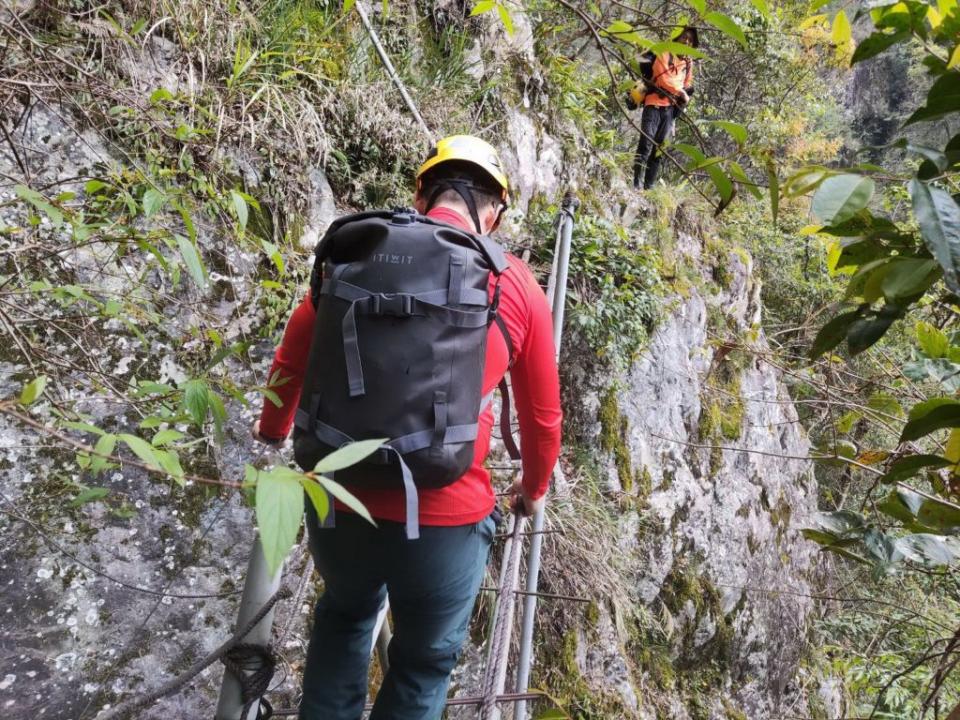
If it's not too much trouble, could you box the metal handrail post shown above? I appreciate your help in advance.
[216,538,284,720]
[513,192,578,720]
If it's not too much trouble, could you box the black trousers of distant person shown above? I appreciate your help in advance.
[633,104,675,190]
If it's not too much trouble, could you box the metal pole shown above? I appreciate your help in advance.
[215,538,284,720]
[513,193,578,720]
[354,1,435,143]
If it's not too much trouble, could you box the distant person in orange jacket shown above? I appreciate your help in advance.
[632,26,699,190]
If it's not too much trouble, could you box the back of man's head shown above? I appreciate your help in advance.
[420,160,504,214]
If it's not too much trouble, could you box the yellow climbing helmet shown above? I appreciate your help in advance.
[416,134,509,201]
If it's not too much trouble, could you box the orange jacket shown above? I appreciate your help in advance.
[644,52,694,107]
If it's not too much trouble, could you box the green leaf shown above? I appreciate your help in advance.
[152,429,184,446]
[831,10,852,60]
[881,454,952,484]
[149,88,174,104]
[255,466,305,575]
[316,476,376,526]
[867,392,903,418]
[313,438,388,474]
[230,189,248,230]
[749,0,769,17]
[301,476,330,521]
[810,309,860,358]
[155,449,185,485]
[852,30,909,65]
[90,433,117,475]
[343,0,356,11]
[880,258,940,299]
[142,188,165,217]
[767,161,779,223]
[704,11,747,48]
[176,235,208,288]
[900,402,960,442]
[917,496,960,530]
[84,179,109,195]
[910,179,960,295]
[119,433,163,470]
[894,533,960,566]
[727,161,762,199]
[14,185,63,227]
[69,486,110,507]
[917,321,950,358]
[686,0,706,14]
[19,375,48,405]
[496,3,514,35]
[707,120,747,146]
[183,379,209,426]
[812,174,875,225]
[847,310,898,355]
[905,67,960,124]
[470,0,495,15]
[649,41,706,59]
[208,391,228,439]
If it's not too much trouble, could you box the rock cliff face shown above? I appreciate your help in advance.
[546,218,819,718]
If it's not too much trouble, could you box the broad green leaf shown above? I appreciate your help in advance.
[152,429,184,446]
[867,392,903,418]
[949,43,960,70]
[301,477,330,521]
[343,0,355,11]
[313,438,388,474]
[812,174,875,225]
[880,258,940,299]
[19,375,48,405]
[230,189,248,230]
[749,0,769,17]
[810,309,860,358]
[894,533,960,566]
[851,29,910,64]
[90,433,117,475]
[906,71,960,124]
[208,391,227,439]
[62,420,106,435]
[686,0,706,14]
[256,466,305,575]
[945,427,960,462]
[142,188,165,217]
[317,476,376,526]
[176,235,208,288]
[707,120,747,146]
[84,179,108,194]
[917,496,960,530]
[706,165,734,205]
[119,433,163,470]
[496,3,514,35]
[917,321,949,358]
[900,402,960,441]
[673,143,707,165]
[649,41,706,59]
[908,397,960,421]
[470,0,495,15]
[704,11,747,49]
[847,311,897,355]
[880,454,952,484]
[15,185,63,227]
[69,487,110,507]
[155,449,185,485]
[728,161,762,199]
[910,179,960,295]
[183,379,209,426]
[149,88,174,104]
[831,10,852,61]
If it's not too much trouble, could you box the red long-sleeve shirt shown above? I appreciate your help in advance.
[258,206,562,526]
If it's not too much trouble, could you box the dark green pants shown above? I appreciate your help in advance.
[299,506,497,720]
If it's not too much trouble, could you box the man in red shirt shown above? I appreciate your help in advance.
[252,135,562,719]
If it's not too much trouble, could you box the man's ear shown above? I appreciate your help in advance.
[484,202,505,234]
[413,191,427,214]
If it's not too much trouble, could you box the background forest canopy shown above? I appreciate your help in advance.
[1,0,960,718]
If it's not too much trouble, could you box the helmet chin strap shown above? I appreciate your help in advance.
[424,179,486,234]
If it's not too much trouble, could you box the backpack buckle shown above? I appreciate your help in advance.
[371,293,414,317]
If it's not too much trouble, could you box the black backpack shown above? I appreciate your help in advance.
[293,210,518,538]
